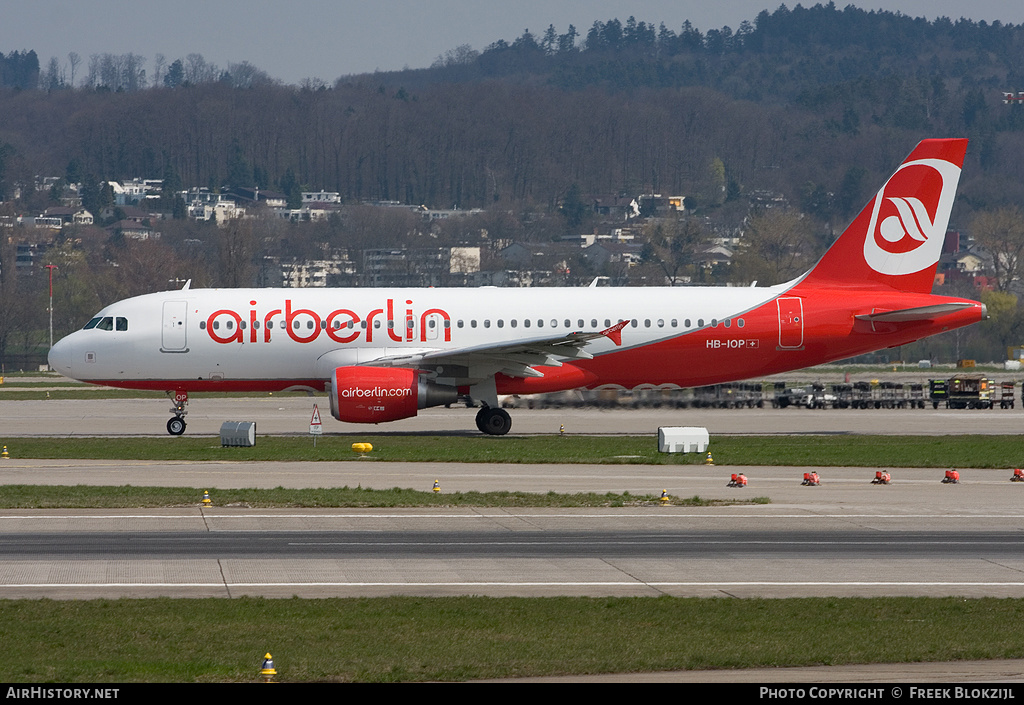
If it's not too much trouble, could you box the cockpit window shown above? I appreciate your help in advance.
[84,315,128,331]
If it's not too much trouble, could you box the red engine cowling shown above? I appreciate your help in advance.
[329,366,458,423]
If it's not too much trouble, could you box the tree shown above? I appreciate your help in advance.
[559,183,588,231]
[67,52,81,87]
[217,219,259,287]
[733,210,817,285]
[163,59,184,88]
[970,207,1024,291]
[979,290,1024,356]
[641,216,708,285]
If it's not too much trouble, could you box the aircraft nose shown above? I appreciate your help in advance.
[48,335,75,377]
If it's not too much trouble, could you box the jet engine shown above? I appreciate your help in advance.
[329,366,458,423]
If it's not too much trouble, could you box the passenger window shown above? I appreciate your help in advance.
[737,318,745,328]
[577,319,584,328]
[657,319,664,328]
[564,319,570,328]
[471,320,477,328]
[200,321,206,330]
[724,319,731,328]
[698,319,704,327]
[671,319,677,327]
[524,319,531,328]
[497,319,504,328]
[685,319,691,327]
[510,320,517,328]
[484,320,491,328]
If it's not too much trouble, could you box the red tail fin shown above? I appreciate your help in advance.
[794,139,967,294]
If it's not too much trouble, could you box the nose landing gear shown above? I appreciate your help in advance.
[166,389,188,435]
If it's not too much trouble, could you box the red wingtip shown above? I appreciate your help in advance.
[601,320,629,346]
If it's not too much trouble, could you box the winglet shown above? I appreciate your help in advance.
[600,320,629,346]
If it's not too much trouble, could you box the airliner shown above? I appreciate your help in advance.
[48,139,985,435]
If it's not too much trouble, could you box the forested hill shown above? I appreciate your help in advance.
[3,3,1024,218]
[385,4,1024,100]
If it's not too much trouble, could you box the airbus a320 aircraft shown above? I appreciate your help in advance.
[48,139,985,436]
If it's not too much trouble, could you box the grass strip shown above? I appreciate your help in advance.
[3,596,1023,682]
[0,484,768,509]
[2,434,1023,467]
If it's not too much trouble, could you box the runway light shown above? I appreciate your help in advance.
[660,489,670,505]
[1,445,8,459]
[432,479,440,493]
[704,452,714,466]
[260,653,277,683]
[351,442,373,455]
[202,490,212,507]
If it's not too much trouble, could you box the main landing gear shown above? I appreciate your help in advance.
[166,390,188,436]
[475,405,512,436]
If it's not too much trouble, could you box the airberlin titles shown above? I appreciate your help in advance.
[204,298,452,345]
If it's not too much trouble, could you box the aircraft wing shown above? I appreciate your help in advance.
[360,320,628,381]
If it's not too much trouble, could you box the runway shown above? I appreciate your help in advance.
[2,400,1024,600]
[0,465,1022,599]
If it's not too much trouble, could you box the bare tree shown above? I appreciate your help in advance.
[971,207,1024,292]
[67,52,81,88]
[152,54,166,88]
[184,53,218,85]
[732,210,817,285]
[641,216,708,285]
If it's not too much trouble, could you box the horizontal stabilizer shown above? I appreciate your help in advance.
[854,302,979,323]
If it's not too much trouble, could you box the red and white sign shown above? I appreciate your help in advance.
[310,404,323,435]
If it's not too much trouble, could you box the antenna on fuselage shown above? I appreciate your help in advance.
[182,279,191,290]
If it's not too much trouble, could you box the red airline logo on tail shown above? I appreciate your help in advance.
[795,138,967,295]
[863,153,961,276]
